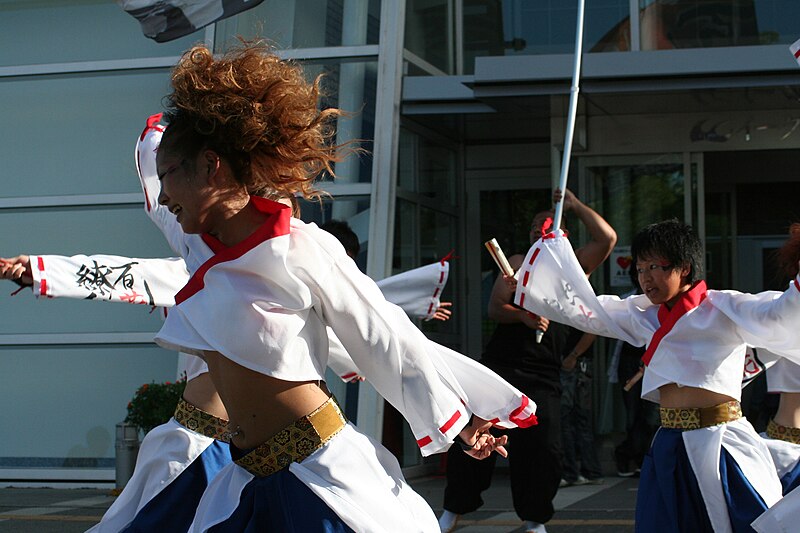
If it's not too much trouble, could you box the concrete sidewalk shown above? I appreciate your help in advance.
[0,472,637,532]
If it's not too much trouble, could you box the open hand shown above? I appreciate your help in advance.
[0,256,32,287]
[458,416,509,459]
[430,301,453,321]
[464,432,508,460]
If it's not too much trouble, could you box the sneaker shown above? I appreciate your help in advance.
[523,520,548,533]
[616,457,636,477]
[559,478,571,488]
[573,475,589,486]
[584,477,605,485]
[439,510,460,533]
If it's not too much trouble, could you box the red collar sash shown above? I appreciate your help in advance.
[641,280,707,366]
[175,196,291,304]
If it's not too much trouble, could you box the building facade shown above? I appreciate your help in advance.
[1,0,799,483]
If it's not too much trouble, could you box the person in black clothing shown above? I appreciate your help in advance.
[439,189,616,533]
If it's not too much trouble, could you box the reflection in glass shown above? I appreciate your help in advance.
[587,159,685,283]
[214,0,380,50]
[302,59,378,185]
[394,198,418,273]
[461,0,630,72]
[398,129,416,191]
[705,190,733,289]
[584,161,684,299]
[420,206,456,267]
[639,0,800,50]
[397,129,456,204]
[405,0,454,74]
[419,142,457,205]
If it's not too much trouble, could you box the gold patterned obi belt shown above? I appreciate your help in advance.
[659,400,742,430]
[173,398,231,442]
[234,396,347,478]
[767,419,800,445]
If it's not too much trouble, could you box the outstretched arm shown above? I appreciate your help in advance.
[3,253,188,307]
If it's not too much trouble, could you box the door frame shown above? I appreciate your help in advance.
[463,171,551,357]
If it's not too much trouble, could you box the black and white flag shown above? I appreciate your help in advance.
[117,0,264,43]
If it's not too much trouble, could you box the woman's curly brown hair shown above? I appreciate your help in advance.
[160,42,349,199]
[777,223,800,279]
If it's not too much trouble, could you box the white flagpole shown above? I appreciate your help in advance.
[552,0,586,232]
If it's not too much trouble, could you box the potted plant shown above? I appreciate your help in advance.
[126,378,188,434]
[115,377,187,490]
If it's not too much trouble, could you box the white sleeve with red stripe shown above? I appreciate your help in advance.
[324,260,450,380]
[422,341,537,430]
[303,224,532,455]
[325,321,537,427]
[377,261,449,320]
[29,254,188,307]
[513,229,645,345]
[300,228,467,455]
[708,279,800,362]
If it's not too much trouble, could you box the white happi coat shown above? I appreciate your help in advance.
[513,229,800,533]
[134,114,535,443]
[134,116,535,532]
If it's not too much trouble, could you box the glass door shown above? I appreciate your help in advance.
[463,174,551,357]
[581,153,701,296]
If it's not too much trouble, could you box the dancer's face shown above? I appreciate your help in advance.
[636,254,690,308]
[156,149,217,235]
[529,210,556,244]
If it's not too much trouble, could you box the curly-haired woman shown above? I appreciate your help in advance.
[145,42,536,532]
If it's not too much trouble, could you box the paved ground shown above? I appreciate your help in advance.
[0,472,637,532]
[413,473,637,533]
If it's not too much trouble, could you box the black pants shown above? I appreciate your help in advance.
[442,388,562,523]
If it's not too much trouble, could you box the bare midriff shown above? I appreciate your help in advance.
[182,372,228,420]
[658,383,736,409]
[774,392,800,428]
[204,350,332,450]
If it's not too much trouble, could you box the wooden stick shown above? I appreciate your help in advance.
[623,367,644,392]
[484,239,514,277]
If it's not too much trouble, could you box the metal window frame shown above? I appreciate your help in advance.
[355,0,407,443]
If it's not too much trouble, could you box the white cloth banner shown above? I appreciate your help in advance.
[512,230,640,345]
